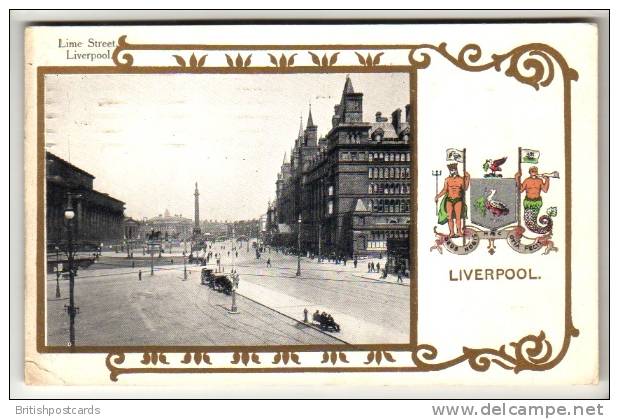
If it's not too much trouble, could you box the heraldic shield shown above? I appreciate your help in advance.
[470,178,518,230]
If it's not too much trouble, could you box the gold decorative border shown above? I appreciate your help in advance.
[104,331,560,381]
[36,37,579,381]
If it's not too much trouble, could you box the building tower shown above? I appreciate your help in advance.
[193,182,201,236]
[304,104,318,146]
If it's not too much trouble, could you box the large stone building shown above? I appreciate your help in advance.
[140,209,193,241]
[46,151,125,247]
[270,76,411,261]
[200,220,228,239]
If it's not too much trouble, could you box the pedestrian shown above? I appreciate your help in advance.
[371,262,375,272]
[266,258,271,268]
[354,257,358,268]
[138,270,142,281]
[376,262,381,273]
[368,262,371,272]
[397,270,403,283]
[343,258,347,266]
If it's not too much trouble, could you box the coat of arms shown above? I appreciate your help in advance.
[431,147,559,255]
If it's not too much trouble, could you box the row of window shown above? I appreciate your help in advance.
[368,199,410,213]
[326,198,410,215]
[371,230,409,240]
[368,183,410,195]
[340,151,366,161]
[368,166,410,180]
[369,152,410,162]
[341,133,410,145]
[371,134,409,144]
[339,151,412,162]
[344,132,363,144]
[367,230,409,249]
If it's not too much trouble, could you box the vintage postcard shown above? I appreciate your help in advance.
[23,23,599,386]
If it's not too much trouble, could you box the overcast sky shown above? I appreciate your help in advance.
[44,73,409,221]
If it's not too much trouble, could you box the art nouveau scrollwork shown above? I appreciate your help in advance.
[408,42,578,90]
[111,35,134,68]
[105,352,126,382]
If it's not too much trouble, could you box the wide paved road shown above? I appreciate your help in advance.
[46,242,409,346]
[218,247,409,341]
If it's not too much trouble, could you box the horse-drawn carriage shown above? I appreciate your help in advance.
[201,268,233,295]
[312,310,341,332]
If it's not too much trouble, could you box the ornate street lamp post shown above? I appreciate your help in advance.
[150,243,155,276]
[64,193,80,348]
[228,226,239,314]
[232,227,236,271]
[318,222,322,263]
[54,246,61,298]
[183,253,187,280]
[296,214,302,277]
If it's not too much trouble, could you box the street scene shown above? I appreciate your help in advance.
[47,241,409,346]
[44,73,411,346]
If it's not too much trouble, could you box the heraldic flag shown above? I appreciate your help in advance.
[521,148,540,164]
[446,148,464,163]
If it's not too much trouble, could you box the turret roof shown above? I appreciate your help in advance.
[307,105,314,127]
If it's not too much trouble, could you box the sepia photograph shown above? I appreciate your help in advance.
[43,72,412,347]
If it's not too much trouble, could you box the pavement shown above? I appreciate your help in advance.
[234,280,408,344]
[200,247,410,344]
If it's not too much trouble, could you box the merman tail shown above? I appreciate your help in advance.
[523,198,553,234]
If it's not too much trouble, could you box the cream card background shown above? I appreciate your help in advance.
[23,23,598,386]
[418,57,567,360]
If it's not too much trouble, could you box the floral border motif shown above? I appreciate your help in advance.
[104,329,578,381]
[58,36,579,380]
[111,36,579,89]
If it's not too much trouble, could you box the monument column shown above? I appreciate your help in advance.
[193,182,201,236]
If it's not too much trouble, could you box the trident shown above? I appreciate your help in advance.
[432,170,442,215]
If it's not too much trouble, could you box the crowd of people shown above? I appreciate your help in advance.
[267,245,408,282]
[186,241,407,284]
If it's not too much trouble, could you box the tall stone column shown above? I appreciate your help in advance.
[193,182,201,237]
